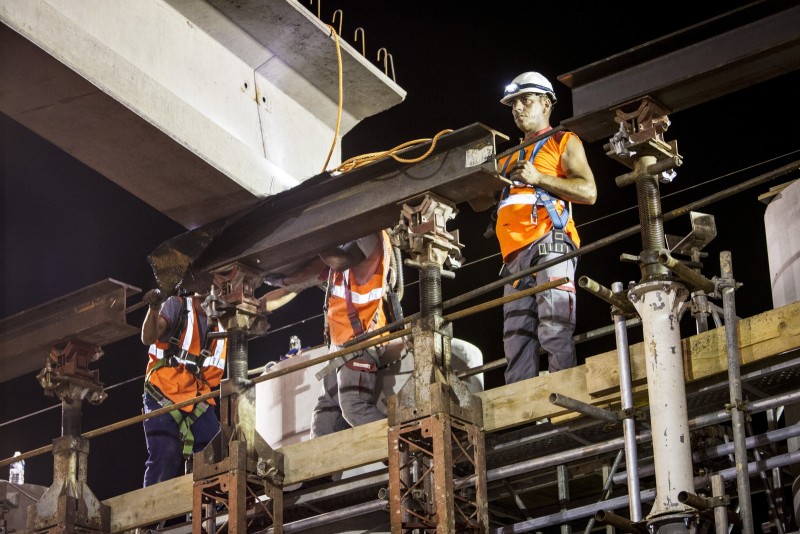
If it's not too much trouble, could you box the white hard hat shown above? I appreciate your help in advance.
[500,71,557,105]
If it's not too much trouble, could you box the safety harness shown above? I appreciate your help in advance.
[317,268,384,380]
[144,297,213,458]
[498,130,573,256]
[316,246,407,380]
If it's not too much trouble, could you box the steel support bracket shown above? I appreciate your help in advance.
[207,262,271,335]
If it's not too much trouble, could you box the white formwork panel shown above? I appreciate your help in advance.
[255,338,484,449]
[765,179,800,308]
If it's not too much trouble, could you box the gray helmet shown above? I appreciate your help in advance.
[500,71,557,105]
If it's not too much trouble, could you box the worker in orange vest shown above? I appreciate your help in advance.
[493,71,597,384]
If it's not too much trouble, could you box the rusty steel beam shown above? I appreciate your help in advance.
[0,278,141,383]
[147,123,506,293]
[559,1,800,142]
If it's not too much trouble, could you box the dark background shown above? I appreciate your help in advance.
[2,0,798,510]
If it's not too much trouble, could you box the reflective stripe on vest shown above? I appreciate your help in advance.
[326,231,391,346]
[330,282,384,304]
[149,298,225,372]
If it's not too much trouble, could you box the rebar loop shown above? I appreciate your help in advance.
[386,53,395,82]
[376,47,395,81]
[354,27,365,56]
[308,0,320,19]
[331,9,342,36]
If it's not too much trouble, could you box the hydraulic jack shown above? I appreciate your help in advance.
[29,339,110,533]
[387,193,489,533]
[191,263,284,534]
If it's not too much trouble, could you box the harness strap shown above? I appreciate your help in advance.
[537,230,573,255]
[322,269,334,346]
[499,132,570,230]
[315,351,361,381]
[144,381,209,458]
[343,276,366,337]
[159,297,215,375]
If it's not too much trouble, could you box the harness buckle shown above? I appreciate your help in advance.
[538,234,570,256]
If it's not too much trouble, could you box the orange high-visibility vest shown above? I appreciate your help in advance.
[326,231,391,346]
[495,131,582,262]
[147,296,226,412]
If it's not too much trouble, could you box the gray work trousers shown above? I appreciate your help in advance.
[310,347,385,438]
[503,232,577,384]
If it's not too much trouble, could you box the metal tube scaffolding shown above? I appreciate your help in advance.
[612,281,642,523]
[720,251,755,534]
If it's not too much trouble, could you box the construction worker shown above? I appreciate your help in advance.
[494,71,597,384]
[265,231,397,437]
[311,230,396,437]
[139,289,227,487]
[139,284,302,489]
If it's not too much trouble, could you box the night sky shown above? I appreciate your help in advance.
[2,0,799,503]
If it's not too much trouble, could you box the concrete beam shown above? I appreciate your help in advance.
[0,0,405,228]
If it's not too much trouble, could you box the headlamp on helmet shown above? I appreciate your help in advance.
[500,71,557,106]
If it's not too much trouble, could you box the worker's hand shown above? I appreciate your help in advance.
[142,289,165,310]
[263,273,287,287]
[509,160,542,187]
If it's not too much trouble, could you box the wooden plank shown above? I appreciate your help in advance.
[282,419,389,484]
[107,474,192,532]
[586,301,800,397]
[104,301,800,532]
[480,365,590,431]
